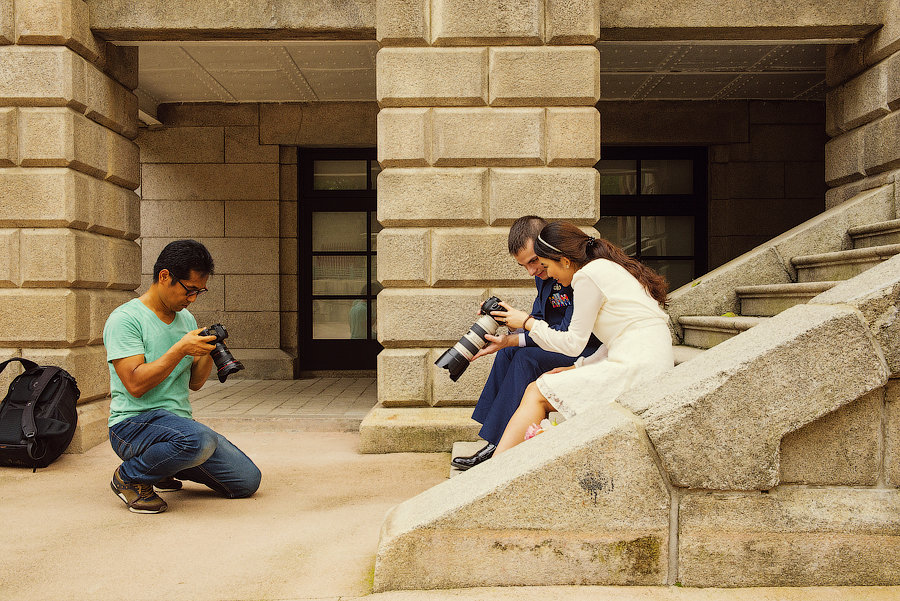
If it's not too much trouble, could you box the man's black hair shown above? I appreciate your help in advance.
[507,215,548,255]
[153,239,215,283]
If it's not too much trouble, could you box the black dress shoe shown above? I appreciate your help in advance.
[451,443,497,471]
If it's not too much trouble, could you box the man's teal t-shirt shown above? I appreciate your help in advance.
[104,298,198,427]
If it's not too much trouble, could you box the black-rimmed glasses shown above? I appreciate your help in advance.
[175,278,208,299]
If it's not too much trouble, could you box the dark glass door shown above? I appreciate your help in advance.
[595,147,707,290]
[298,148,382,370]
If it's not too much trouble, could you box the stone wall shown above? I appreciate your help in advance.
[825,0,900,209]
[599,100,826,270]
[0,0,140,452]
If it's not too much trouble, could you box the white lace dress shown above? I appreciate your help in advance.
[529,258,674,418]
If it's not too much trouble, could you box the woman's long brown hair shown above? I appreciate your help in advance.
[534,221,668,305]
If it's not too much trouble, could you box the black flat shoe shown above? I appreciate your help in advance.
[451,443,496,471]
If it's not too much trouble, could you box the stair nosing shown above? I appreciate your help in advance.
[791,243,900,267]
[734,281,837,297]
[847,218,900,237]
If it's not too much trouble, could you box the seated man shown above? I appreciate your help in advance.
[104,240,261,513]
[452,216,600,470]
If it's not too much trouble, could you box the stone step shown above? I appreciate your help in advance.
[792,243,900,283]
[849,218,900,249]
[735,281,838,317]
[679,315,765,349]
[359,405,481,453]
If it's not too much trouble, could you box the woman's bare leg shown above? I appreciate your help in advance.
[495,382,555,455]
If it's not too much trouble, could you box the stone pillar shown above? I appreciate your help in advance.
[364,0,601,452]
[0,0,140,452]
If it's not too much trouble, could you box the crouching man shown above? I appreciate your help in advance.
[104,240,261,513]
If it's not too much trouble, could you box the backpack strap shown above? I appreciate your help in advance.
[0,357,39,376]
[22,367,63,462]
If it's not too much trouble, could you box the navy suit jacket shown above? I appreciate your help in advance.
[523,276,601,355]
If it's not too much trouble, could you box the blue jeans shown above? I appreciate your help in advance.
[109,409,261,498]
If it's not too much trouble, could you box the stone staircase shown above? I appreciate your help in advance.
[676,217,900,353]
[372,184,900,592]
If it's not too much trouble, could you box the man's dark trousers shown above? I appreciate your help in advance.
[472,346,574,445]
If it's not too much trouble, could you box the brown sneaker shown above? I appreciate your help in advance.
[154,476,183,492]
[111,468,168,514]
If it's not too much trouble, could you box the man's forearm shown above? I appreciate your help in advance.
[190,355,214,390]
[123,343,189,397]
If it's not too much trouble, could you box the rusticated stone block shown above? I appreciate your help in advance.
[623,304,889,490]
[140,200,224,238]
[83,59,138,140]
[224,126,278,164]
[140,237,279,275]
[137,126,224,164]
[259,102,377,146]
[378,168,488,226]
[0,348,22,401]
[377,288,488,346]
[0,288,90,346]
[374,404,669,590]
[89,289,134,344]
[489,167,599,225]
[224,201,278,237]
[378,228,430,287]
[545,0,599,44]
[825,87,845,137]
[863,110,900,175]
[838,61,892,131]
[101,43,138,91]
[105,130,139,189]
[19,228,139,289]
[224,275,279,312]
[25,344,108,402]
[432,107,544,167]
[376,0,429,46]
[377,108,431,167]
[0,107,15,166]
[378,348,430,407]
[431,227,531,286]
[18,107,107,179]
[377,47,487,107]
[0,228,19,287]
[140,163,279,200]
[888,379,900,487]
[431,0,543,46]
[546,107,601,167]
[15,0,103,64]
[680,488,900,586]
[0,46,86,111]
[0,0,12,45]
[429,347,494,406]
[825,127,865,186]
[489,46,600,106]
[779,389,881,485]
[811,253,900,375]
[69,397,110,452]
[94,179,140,240]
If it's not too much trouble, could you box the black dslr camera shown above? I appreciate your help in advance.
[199,324,245,382]
[434,296,505,382]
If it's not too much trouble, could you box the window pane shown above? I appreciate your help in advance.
[596,216,637,256]
[597,160,638,195]
[313,299,361,339]
[371,161,382,190]
[640,216,694,256]
[369,213,383,251]
[641,160,693,194]
[312,256,367,295]
[313,160,368,190]
[370,256,382,291]
[642,259,695,291]
[312,212,367,252]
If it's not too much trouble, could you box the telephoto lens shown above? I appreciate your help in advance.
[435,296,504,382]
[199,324,245,383]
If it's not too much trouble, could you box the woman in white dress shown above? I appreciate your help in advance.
[490,221,674,455]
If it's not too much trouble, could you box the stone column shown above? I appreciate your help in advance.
[364,0,601,452]
[0,0,140,451]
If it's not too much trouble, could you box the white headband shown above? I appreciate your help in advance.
[536,234,562,253]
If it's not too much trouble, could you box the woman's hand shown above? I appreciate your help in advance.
[545,365,576,375]
[491,302,531,330]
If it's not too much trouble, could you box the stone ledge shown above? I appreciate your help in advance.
[359,405,480,453]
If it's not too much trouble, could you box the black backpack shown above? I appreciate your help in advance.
[0,358,80,470]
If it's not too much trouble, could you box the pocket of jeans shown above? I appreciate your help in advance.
[108,424,134,460]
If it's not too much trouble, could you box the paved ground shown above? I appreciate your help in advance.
[2,379,899,600]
